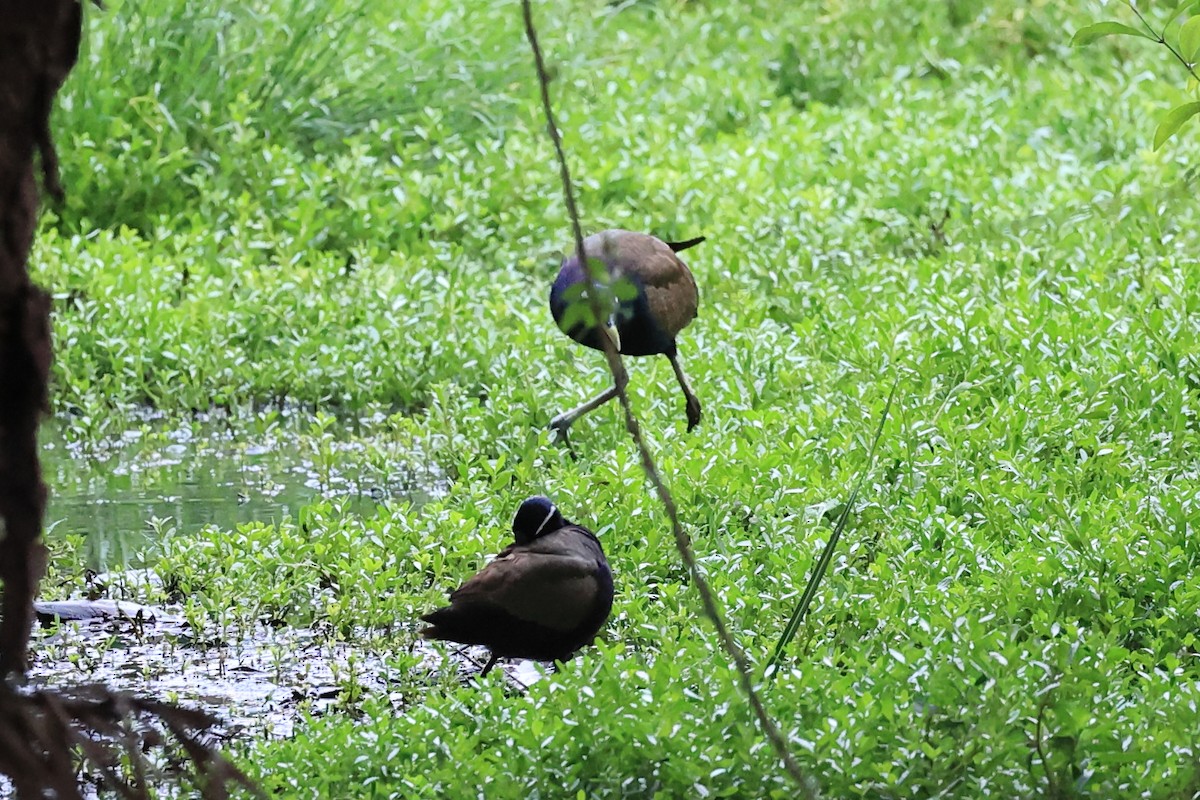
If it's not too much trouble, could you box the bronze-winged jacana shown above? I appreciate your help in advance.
[420,496,614,677]
[549,229,703,436]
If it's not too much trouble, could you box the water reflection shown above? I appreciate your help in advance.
[40,413,443,569]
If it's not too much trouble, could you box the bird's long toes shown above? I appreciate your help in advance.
[548,416,580,459]
[685,398,702,432]
[549,416,572,438]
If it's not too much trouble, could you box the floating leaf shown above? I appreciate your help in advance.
[1153,101,1200,149]
[1070,21,1154,46]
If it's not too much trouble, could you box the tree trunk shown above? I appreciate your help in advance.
[0,0,82,680]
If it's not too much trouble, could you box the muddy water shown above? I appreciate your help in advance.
[29,613,438,739]
[28,609,542,740]
[25,413,544,748]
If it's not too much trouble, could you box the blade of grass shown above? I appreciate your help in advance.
[765,374,900,681]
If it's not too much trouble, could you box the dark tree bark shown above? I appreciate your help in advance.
[0,0,82,680]
[0,8,260,797]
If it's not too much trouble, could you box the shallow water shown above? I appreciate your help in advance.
[40,411,444,570]
[24,411,538,761]
[27,600,542,741]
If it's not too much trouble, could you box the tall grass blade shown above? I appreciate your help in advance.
[766,374,900,681]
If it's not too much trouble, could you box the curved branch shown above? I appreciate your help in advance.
[519,3,817,796]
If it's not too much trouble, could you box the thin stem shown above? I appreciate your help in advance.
[1128,1,1200,83]
[1034,698,1058,796]
[520,0,626,381]
[520,2,817,796]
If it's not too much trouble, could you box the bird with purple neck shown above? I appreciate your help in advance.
[549,229,704,437]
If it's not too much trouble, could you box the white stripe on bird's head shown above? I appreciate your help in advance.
[533,505,558,538]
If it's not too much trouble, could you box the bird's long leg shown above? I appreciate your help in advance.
[668,352,702,431]
[479,653,501,677]
[549,385,619,439]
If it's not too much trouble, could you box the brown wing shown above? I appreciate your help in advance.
[586,229,699,338]
[642,269,698,340]
[446,550,601,633]
[518,523,606,560]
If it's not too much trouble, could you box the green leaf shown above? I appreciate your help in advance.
[1070,21,1154,46]
[585,256,609,283]
[1180,15,1200,60]
[1175,0,1200,21]
[1153,101,1200,149]
[613,276,639,302]
[559,299,598,333]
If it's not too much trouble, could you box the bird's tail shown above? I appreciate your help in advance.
[666,235,706,253]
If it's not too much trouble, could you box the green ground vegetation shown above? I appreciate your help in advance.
[34,0,1200,796]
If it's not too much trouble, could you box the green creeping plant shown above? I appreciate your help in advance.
[32,0,1200,795]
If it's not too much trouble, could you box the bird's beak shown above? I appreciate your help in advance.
[602,318,621,352]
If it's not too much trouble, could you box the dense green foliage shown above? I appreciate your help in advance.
[37,0,1200,796]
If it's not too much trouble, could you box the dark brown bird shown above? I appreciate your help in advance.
[549,229,703,436]
[420,496,614,677]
